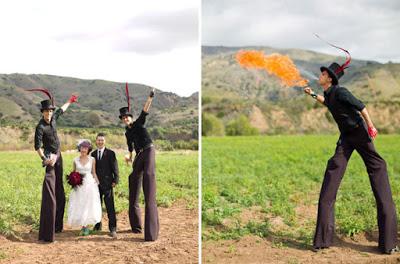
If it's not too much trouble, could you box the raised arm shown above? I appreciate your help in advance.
[60,94,79,113]
[143,89,155,113]
[135,89,155,127]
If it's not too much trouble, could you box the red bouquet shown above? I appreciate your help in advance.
[67,171,84,187]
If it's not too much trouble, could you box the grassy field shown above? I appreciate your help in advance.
[0,150,198,236]
[202,135,400,247]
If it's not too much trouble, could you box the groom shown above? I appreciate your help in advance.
[91,132,119,238]
[34,95,78,242]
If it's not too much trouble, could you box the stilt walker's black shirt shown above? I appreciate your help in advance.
[323,85,365,133]
[34,108,64,153]
[125,110,153,154]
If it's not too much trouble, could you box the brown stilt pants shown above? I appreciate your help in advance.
[128,147,159,241]
[313,126,397,252]
[38,152,65,242]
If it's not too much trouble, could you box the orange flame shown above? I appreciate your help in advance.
[236,50,308,87]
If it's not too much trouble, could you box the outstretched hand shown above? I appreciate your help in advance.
[303,87,313,95]
[68,94,79,103]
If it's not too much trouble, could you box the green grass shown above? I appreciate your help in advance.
[0,150,198,236]
[202,135,400,246]
[0,250,7,260]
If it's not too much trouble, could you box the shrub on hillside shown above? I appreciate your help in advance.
[173,140,198,150]
[154,140,174,151]
[149,126,167,140]
[86,112,102,127]
[202,113,225,136]
[226,115,259,136]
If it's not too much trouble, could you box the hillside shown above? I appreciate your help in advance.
[202,45,400,134]
[0,73,198,139]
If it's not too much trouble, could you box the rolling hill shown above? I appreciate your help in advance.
[202,45,400,134]
[0,73,198,135]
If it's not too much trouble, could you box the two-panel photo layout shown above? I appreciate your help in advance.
[0,0,399,263]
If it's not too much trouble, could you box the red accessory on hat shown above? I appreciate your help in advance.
[315,34,351,75]
[27,88,54,105]
[125,82,130,112]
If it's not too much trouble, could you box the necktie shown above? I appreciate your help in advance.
[98,150,101,160]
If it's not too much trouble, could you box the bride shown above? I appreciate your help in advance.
[67,139,102,236]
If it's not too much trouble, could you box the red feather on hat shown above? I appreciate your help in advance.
[27,88,54,105]
[314,33,351,74]
[125,82,130,112]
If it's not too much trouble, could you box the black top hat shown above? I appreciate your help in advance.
[40,99,56,112]
[119,107,133,119]
[320,62,344,85]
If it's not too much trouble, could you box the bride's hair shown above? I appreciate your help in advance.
[77,139,93,154]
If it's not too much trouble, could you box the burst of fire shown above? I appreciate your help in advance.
[236,50,308,87]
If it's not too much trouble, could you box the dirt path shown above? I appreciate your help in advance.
[0,203,198,264]
[203,233,400,264]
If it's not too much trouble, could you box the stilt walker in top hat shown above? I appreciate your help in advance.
[30,88,78,242]
[119,83,159,241]
[304,43,399,254]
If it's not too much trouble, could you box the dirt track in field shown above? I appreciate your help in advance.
[203,232,400,264]
[0,203,198,264]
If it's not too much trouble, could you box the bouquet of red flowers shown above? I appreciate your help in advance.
[66,171,84,188]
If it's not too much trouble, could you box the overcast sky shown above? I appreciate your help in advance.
[0,0,199,96]
[202,0,400,63]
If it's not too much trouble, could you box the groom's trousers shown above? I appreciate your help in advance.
[128,146,159,241]
[95,186,117,232]
[38,151,65,242]
[313,125,398,252]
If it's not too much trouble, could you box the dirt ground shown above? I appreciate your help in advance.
[203,233,400,264]
[0,203,198,264]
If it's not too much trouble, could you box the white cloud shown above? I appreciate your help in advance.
[202,0,400,62]
[0,0,200,96]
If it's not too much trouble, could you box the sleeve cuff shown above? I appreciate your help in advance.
[357,104,365,111]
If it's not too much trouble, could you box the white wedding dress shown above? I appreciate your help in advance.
[67,156,102,227]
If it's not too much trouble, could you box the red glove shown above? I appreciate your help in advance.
[368,126,378,139]
[68,94,78,103]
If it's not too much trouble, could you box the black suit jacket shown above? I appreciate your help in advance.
[91,148,119,190]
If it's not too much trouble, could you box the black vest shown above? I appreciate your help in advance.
[325,86,364,133]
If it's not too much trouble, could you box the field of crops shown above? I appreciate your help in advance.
[0,150,198,236]
[202,135,400,247]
